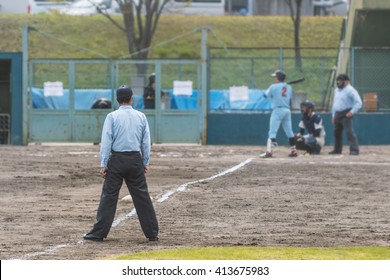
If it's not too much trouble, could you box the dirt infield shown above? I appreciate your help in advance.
[0,144,389,260]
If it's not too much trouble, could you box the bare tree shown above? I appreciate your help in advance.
[96,0,170,74]
[284,0,303,70]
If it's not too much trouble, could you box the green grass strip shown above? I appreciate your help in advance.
[115,246,390,260]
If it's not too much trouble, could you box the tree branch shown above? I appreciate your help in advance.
[95,0,126,33]
[284,0,295,23]
[101,0,170,61]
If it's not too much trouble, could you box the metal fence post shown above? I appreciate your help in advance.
[279,47,283,70]
[201,27,209,145]
[351,47,355,85]
[155,62,162,143]
[69,61,75,141]
[111,60,116,104]
[22,25,29,145]
[250,58,255,88]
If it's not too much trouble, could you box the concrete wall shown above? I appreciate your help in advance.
[207,112,390,146]
[338,0,390,74]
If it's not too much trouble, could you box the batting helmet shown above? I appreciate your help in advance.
[271,70,286,81]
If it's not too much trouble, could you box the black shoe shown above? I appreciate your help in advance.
[328,150,341,155]
[149,237,159,242]
[350,151,359,155]
[83,233,104,242]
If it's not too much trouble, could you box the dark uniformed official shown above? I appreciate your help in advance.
[143,74,156,109]
[329,74,362,156]
[84,85,159,242]
[143,73,170,109]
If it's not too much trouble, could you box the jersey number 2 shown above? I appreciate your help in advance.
[281,87,287,97]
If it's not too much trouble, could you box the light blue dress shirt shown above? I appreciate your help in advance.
[100,105,151,168]
[332,84,362,117]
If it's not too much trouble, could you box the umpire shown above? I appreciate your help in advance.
[84,85,159,242]
[329,74,362,156]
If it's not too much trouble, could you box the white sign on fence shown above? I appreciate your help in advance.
[44,81,64,97]
[229,86,249,101]
[173,81,193,96]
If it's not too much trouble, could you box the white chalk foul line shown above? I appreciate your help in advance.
[157,157,254,203]
[13,157,253,259]
[111,208,137,228]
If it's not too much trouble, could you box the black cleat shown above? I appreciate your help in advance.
[83,234,104,242]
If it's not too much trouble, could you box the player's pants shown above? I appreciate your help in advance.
[296,135,323,154]
[268,107,295,139]
[333,112,359,154]
[87,151,158,239]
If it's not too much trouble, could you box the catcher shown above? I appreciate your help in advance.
[295,101,326,155]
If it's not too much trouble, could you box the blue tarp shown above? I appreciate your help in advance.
[31,88,271,111]
[32,88,114,110]
[209,89,271,111]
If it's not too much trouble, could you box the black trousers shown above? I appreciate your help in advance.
[333,112,359,154]
[296,138,321,154]
[88,152,158,239]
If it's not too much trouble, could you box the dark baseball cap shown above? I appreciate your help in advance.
[336,74,350,81]
[116,85,133,98]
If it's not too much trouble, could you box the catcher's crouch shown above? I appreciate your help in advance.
[295,101,326,155]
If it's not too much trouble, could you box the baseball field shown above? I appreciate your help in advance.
[0,143,389,260]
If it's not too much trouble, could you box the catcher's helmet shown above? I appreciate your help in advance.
[301,100,315,109]
[271,70,286,81]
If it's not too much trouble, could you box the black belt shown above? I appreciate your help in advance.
[111,151,140,155]
[335,108,352,119]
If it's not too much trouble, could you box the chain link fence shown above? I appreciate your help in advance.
[209,47,338,111]
[209,47,390,112]
[351,47,390,111]
[29,48,390,113]
[0,114,10,144]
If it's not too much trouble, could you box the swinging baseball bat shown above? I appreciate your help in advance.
[287,77,305,85]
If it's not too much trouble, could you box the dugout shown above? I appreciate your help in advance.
[0,52,23,145]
